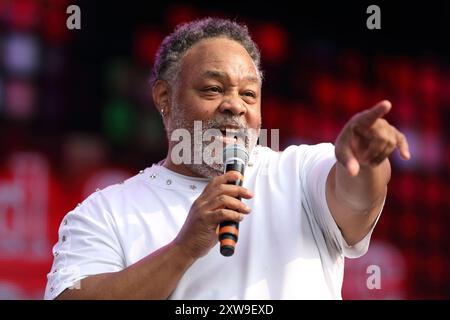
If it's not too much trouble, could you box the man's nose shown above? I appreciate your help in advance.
[218,97,246,116]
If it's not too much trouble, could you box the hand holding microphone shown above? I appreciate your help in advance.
[174,144,252,260]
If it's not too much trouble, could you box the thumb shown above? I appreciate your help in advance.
[336,146,360,177]
[346,157,360,177]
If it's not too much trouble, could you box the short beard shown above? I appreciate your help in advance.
[188,129,258,179]
[166,103,259,179]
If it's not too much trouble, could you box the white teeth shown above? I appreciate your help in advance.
[223,129,239,133]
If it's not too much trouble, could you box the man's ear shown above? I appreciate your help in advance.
[152,80,171,117]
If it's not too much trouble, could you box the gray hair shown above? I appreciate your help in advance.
[150,17,263,87]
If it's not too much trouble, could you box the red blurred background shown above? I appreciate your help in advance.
[0,0,449,299]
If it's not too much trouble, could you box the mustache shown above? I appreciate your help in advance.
[203,116,248,130]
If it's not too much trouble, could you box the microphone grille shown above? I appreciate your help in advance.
[223,144,249,165]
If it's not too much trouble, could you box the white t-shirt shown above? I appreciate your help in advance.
[44,143,381,300]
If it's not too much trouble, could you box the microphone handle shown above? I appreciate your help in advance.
[219,161,245,257]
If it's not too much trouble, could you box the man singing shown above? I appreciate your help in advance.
[45,17,410,299]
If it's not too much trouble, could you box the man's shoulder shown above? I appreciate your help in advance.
[79,169,154,212]
[253,143,334,163]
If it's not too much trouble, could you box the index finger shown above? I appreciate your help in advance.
[355,100,392,128]
[205,171,252,200]
[209,171,244,187]
[211,184,254,201]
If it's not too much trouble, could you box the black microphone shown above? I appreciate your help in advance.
[219,143,249,257]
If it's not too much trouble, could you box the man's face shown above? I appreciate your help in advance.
[166,37,262,178]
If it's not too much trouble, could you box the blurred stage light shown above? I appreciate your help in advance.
[102,99,136,146]
[0,77,3,113]
[7,0,40,30]
[4,79,36,120]
[0,151,50,260]
[338,80,365,115]
[312,74,336,109]
[42,4,70,43]
[421,130,442,170]
[343,240,407,299]
[62,134,108,179]
[0,1,6,21]
[0,282,25,300]
[4,33,39,75]
[254,23,288,64]
[166,4,199,29]
[134,28,164,66]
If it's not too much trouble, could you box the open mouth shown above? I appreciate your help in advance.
[218,126,243,138]
[217,128,242,145]
[216,134,237,144]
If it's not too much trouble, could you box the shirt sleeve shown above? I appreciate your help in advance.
[300,143,383,259]
[44,191,125,300]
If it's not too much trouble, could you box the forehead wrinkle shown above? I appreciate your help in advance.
[179,38,262,84]
[201,70,260,85]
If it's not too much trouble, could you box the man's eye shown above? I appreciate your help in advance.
[243,91,256,98]
[204,86,223,93]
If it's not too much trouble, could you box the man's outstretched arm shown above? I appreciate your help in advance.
[326,100,410,246]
